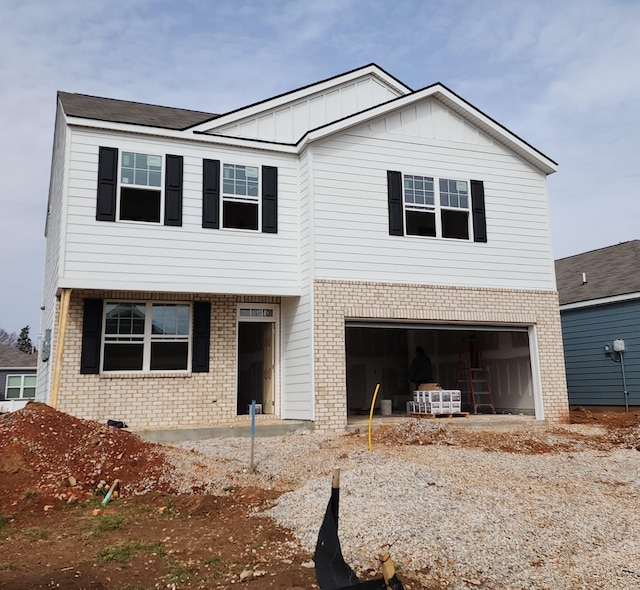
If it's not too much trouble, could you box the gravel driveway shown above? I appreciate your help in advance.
[177,417,640,590]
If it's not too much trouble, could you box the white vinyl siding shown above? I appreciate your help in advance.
[62,129,301,296]
[309,99,555,291]
[210,76,401,143]
[37,103,69,402]
[280,149,314,420]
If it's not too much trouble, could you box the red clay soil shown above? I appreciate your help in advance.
[0,402,180,513]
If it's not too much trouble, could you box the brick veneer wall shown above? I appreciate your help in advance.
[53,290,279,429]
[313,280,569,433]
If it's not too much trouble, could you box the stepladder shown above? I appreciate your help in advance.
[455,336,496,414]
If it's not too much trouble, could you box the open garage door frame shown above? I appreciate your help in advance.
[345,320,544,420]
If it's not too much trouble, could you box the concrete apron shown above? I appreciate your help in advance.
[134,413,537,443]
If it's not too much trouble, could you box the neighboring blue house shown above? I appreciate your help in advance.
[555,241,640,409]
[0,343,38,413]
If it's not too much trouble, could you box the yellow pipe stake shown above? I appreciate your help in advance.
[368,383,381,452]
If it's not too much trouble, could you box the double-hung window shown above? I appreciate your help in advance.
[202,160,278,233]
[222,164,260,230]
[103,302,191,372]
[388,170,486,242]
[119,152,163,222]
[96,147,183,226]
[5,375,36,400]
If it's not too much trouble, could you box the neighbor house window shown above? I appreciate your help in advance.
[403,175,469,239]
[103,302,190,372]
[120,152,163,223]
[5,375,36,399]
[222,164,260,230]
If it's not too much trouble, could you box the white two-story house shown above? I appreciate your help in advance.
[38,64,569,432]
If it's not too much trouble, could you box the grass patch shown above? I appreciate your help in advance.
[92,513,125,536]
[165,562,190,585]
[204,555,226,578]
[0,515,9,532]
[21,527,51,540]
[97,541,165,563]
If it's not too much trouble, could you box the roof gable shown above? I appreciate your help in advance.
[189,64,410,138]
[0,343,38,369]
[555,240,640,305]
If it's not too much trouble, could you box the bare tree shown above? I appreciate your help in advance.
[0,328,17,347]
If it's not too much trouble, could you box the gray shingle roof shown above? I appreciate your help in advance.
[58,92,218,131]
[0,343,37,369]
[555,240,640,306]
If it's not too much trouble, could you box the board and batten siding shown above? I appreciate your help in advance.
[280,148,314,420]
[309,98,556,291]
[61,129,301,296]
[210,76,400,143]
[36,103,69,402]
[560,299,640,406]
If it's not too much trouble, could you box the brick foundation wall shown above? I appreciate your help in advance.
[313,280,569,432]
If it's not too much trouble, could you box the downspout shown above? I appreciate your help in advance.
[50,288,71,408]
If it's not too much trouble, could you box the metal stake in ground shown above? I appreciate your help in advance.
[250,400,256,473]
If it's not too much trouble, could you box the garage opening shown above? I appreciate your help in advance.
[345,322,535,417]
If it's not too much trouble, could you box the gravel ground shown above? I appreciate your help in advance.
[176,420,640,589]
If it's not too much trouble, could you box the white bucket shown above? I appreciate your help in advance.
[380,399,392,416]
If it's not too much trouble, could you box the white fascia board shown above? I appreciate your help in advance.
[300,84,558,175]
[56,278,303,297]
[560,291,640,311]
[188,64,411,134]
[65,117,299,154]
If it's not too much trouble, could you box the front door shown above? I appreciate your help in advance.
[236,306,277,415]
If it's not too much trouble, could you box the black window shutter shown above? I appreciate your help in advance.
[387,170,404,236]
[97,147,118,222]
[164,154,183,226]
[471,180,487,243]
[202,159,220,229]
[80,299,103,374]
[192,301,211,373]
[262,165,278,233]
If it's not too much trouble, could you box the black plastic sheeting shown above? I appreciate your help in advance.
[314,479,404,590]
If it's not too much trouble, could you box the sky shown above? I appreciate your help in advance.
[0,0,638,339]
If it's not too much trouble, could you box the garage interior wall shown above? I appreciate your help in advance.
[345,327,534,415]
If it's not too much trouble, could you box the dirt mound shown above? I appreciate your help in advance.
[0,402,179,513]
[372,409,640,453]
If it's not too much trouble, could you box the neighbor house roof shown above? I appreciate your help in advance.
[0,343,37,369]
[58,91,218,131]
[555,240,640,306]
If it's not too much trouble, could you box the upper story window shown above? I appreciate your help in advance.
[97,147,183,227]
[102,302,191,372]
[403,174,469,240]
[202,159,278,234]
[388,170,486,243]
[222,164,260,230]
[120,152,163,223]
[5,374,36,400]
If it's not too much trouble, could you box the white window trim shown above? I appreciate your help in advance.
[222,162,261,232]
[403,173,472,240]
[117,151,165,224]
[101,301,192,373]
[5,374,37,400]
